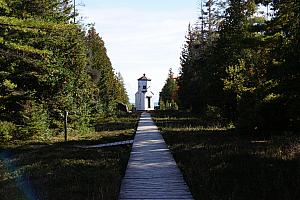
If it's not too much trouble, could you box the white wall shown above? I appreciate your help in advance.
[135,92,145,110]
[135,80,154,111]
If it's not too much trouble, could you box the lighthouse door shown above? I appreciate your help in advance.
[147,97,151,109]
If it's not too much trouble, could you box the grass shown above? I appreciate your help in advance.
[0,113,140,200]
[152,111,300,200]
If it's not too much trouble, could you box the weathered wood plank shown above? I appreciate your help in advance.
[118,112,194,200]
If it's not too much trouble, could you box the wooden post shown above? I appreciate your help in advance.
[64,110,68,142]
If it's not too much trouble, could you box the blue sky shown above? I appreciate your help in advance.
[79,0,199,103]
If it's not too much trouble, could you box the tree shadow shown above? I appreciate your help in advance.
[0,134,133,200]
[0,112,141,200]
[95,121,138,132]
[161,128,300,200]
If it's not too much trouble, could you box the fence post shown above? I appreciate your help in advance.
[64,110,68,142]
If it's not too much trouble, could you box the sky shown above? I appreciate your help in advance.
[79,0,199,103]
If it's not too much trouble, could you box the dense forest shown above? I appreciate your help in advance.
[0,0,129,142]
[161,0,299,133]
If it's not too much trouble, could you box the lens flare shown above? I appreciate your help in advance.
[0,151,37,200]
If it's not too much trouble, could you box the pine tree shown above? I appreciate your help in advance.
[177,0,299,132]
[115,72,129,105]
[265,0,300,131]
[160,68,179,110]
[178,24,202,111]
[178,0,225,113]
[85,26,129,116]
[0,0,93,137]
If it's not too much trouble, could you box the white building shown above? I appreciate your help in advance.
[135,74,154,111]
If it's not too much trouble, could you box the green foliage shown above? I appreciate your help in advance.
[177,0,299,133]
[160,68,179,110]
[5,0,74,22]
[86,26,129,117]
[19,100,51,139]
[115,72,130,105]
[224,59,255,98]
[178,0,226,113]
[0,121,17,142]
[0,0,129,142]
[2,79,17,90]
[0,0,10,14]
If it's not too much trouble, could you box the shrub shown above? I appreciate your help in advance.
[20,100,51,139]
[0,121,17,142]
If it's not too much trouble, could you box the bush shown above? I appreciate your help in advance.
[206,105,222,119]
[20,100,51,139]
[0,121,17,142]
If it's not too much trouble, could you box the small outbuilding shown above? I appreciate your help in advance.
[135,74,154,111]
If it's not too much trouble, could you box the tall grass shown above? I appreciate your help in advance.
[0,113,140,200]
[153,111,300,200]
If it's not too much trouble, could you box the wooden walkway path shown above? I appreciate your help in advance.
[75,140,134,149]
[119,112,194,200]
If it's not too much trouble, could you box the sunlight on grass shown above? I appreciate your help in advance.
[161,126,228,132]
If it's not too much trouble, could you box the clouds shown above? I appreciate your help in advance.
[79,1,198,103]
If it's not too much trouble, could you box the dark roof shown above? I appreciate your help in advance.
[138,73,151,81]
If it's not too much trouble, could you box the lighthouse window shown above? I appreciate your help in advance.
[143,86,146,89]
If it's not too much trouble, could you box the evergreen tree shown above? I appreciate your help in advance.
[0,0,131,140]
[115,72,129,105]
[6,0,74,22]
[160,68,179,110]
[265,0,300,131]
[178,24,202,111]
[178,0,225,113]
[85,26,124,116]
[177,0,299,132]
[0,0,89,136]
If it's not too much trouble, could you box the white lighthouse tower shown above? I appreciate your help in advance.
[135,74,154,111]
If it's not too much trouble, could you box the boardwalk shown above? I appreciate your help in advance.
[119,112,194,200]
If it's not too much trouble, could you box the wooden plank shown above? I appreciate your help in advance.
[75,140,134,149]
[119,112,194,200]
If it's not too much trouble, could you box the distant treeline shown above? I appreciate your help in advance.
[0,0,129,141]
[160,0,299,132]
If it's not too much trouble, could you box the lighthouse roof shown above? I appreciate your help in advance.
[138,73,151,81]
